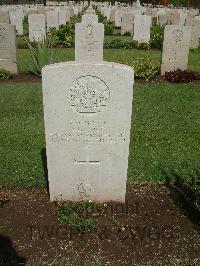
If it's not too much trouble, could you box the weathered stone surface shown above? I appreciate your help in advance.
[161,25,191,76]
[115,10,123,27]
[59,10,67,25]
[75,22,104,61]
[28,14,46,42]
[82,14,98,24]
[133,14,151,43]
[0,23,17,73]
[9,10,23,35]
[0,11,10,24]
[42,61,134,202]
[189,17,200,48]
[46,11,59,30]
[121,12,134,35]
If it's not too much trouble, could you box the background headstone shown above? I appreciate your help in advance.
[46,10,59,31]
[161,25,191,76]
[28,13,46,42]
[0,11,10,24]
[133,14,151,43]
[121,12,134,35]
[0,23,17,73]
[75,21,104,61]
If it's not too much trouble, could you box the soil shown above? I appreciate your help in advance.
[0,183,200,265]
[0,74,200,85]
[0,74,41,83]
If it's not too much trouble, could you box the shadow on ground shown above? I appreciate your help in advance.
[41,148,49,197]
[161,167,200,230]
[0,234,26,265]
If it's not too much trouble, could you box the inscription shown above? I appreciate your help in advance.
[49,120,126,144]
[0,28,6,47]
[69,76,110,114]
[172,29,183,43]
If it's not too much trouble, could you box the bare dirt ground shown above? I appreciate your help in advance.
[0,183,200,266]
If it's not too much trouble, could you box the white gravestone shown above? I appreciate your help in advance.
[28,14,46,42]
[59,10,67,26]
[82,14,98,24]
[42,61,134,202]
[46,11,59,30]
[115,10,123,27]
[133,15,151,43]
[161,25,191,76]
[0,11,10,24]
[121,12,134,35]
[189,17,200,48]
[75,22,104,61]
[9,10,23,35]
[0,23,17,73]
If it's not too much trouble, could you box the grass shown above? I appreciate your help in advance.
[17,48,200,74]
[0,83,200,186]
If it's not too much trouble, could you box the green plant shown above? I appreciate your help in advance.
[132,40,150,50]
[24,36,57,76]
[104,21,115,35]
[104,39,133,49]
[57,200,103,233]
[123,31,131,36]
[48,23,74,47]
[165,69,200,83]
[150,24,164,49]
[0,69,13,79]
[132,56,159,81]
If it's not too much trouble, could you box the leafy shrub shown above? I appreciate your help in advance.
[25,36,57,76]
[48,23,74,47]
[104,39,133,49]
[104,21,115,35]
[165,69,200,83]
[150,24,164,49]
[132,56,159,81]
[57,200,103,233]
[132,40,150,50]
[123,31,131,36]
[0,69,13,79]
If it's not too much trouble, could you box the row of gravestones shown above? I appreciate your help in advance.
[0,4,83,36]
[42,7,194,202]
[0,8,194,75]
[99,7,200,49]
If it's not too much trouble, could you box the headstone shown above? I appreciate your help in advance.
[189,17,200,48]
[158,12,167,26]
[178,10,187,25]
[9,10,23,35]
[46,11,59,30]
[42,60,134,202]
[167,11,180,25]
[59,10,67,25]
[161,25,191,76]
[28,14,46,42]
[82,13,98,24]
[121,12,134,35]
[85,6,96,15]
[133,14,151,43]
[115,10,123,27]
[75,21,104,61]
[110,7,116,22]
[0,11,10,24]
[0,23,17,73]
